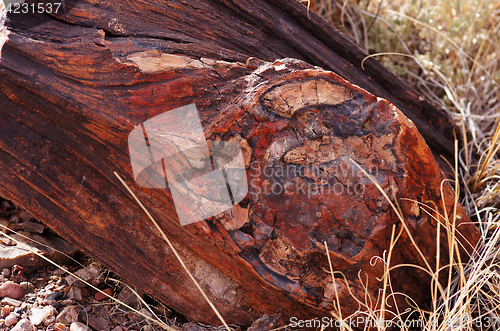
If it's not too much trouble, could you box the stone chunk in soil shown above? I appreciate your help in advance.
[65,265,104,287]
[117,287,142,307]
[94,288,113,301]
[30,307,54,325]
[2,306,12,316]
[247,314,281,331]
[46,291,64,301]
[66,287,83,301]
[0,280,23,299]
[20,221,45,234]
[11,318,34,331]
[70,322,92,331]
[182,323,204,331]
[18,212,31,223]
[84,306,110,331]
[112,314,127,326]
[56,306,80,324]
[86,315,109,331]
[54,323,69,331]
[5,312,18,326]
[2,297,22,306]
[0,232,77,273]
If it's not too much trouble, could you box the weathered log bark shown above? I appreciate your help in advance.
[0,0,478,326]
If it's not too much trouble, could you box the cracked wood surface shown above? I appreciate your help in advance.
[0,0,478,326]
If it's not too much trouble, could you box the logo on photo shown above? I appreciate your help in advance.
[128,103,248,226]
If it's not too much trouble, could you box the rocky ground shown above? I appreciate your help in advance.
[0,199,282,331]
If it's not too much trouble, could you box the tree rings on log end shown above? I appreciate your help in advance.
[200,58,480,319]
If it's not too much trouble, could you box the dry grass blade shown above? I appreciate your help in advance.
[350,160,434,276]
[361,52,417,70]
[347,146,476,330]
[471,119,500,193]
[324,241,347,330]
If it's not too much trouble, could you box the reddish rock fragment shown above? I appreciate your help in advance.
[0,281,23,299]
[94,288,114,301]
[54,323,69,331]
[1,306,13,317]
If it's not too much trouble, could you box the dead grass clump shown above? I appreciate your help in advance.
[308,0,500,330]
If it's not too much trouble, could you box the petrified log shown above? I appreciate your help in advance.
[0,0,479,326]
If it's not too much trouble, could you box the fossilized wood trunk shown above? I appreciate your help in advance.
[0,0,479,326]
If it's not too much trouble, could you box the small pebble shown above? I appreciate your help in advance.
[46,292,64,301]
[1,200,11,209]
[54,285,67,292]
[20,221,45,234]
[2,297,23,307]
[0,281,23,299]
[61,299,73,306]
[117,287,141,307]
[11,318,33,331]
[87,315,109,331]
[111,327,123,331]
[19,282,31,290]
[54,322,69,331]
[1,306,12,317]
[19,211,31,222]
[140,308,152,318]
[127,312,138,321]
[113,314,127,325]
[5,312,18,326]
[66,287,82,301]
[70,322,92,331]
[52,267,68,276]
[14,307,23,314]
[182,323,205,331]
[94,288,113,301]
[2,268,10,277]
[43,316,55,326]
[50,302,63,310]
[56,306,79,324]
[10,214,20,224]
[30,307,53,325]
